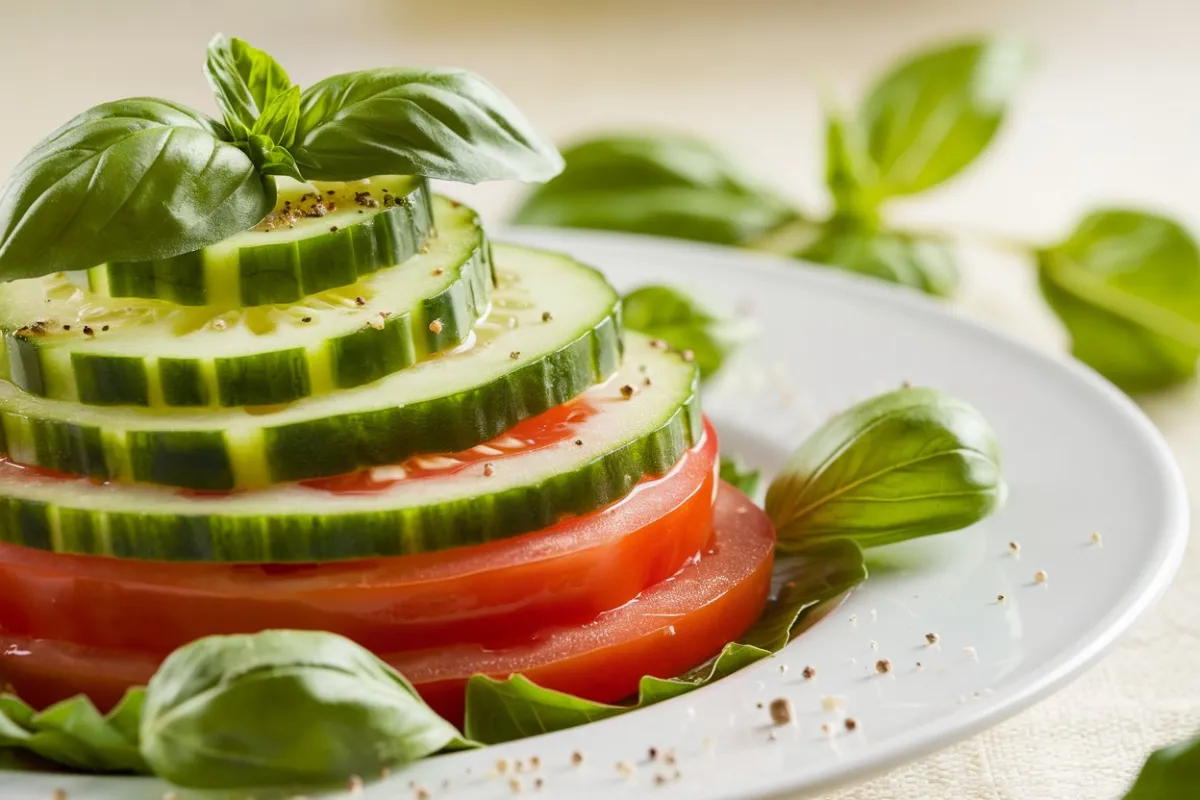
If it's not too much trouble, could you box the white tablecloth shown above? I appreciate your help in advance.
[1,1,1197,797]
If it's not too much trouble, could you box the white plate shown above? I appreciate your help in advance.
[3,231,1187,800]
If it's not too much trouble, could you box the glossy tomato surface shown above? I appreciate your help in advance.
[0,482,774,719]
[0,416,719,653]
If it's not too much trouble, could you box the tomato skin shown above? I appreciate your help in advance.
[0,483,773,722]
[0,422,717,653]
[395,483,774,722]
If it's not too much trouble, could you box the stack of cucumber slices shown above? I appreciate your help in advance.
[0,166,775,722]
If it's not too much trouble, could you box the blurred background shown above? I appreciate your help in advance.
[2,1,1198,798]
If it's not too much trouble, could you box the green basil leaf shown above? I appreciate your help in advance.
[204,34,292,138]
[719,456,762,497]
[1038,209,1200,393]
[735,539,866,653]
[463,541,865,744]
[140,630,467,789]
[0,98,275,279]
[246,133,305,181]
[766,386,1004,550]
[251,85,300,149]
[0,690,148,773]
[621,285,749,379]
[293,69,562,183]
[1123,732,1200,799]
[860,39,1031,198]
[755,217,959,296]
[513,134,795,245]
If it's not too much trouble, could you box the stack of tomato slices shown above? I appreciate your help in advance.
[0,412,774,723]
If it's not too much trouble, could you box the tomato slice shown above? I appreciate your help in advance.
[0,482,773,721]
[0,421,718,654]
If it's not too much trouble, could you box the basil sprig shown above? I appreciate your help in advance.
[512,39,1029,297]
[0,34,562,280]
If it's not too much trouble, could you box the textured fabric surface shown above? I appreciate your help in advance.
[1,2,1198,798]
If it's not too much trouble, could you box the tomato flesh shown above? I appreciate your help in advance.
[0,482,773,720]
[0,420,718,653]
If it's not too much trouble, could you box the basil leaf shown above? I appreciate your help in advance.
[755,217,959,296]
[860,39,1030,198]
[246,133,305,181]
[621,285,749,379]
[204,34,292,138]
[0,690,148,773]
[0,98,276,279]
[293,69,562,183]
[766,386,1004,550]
[735,539,866,653]
[513,134,795,245]
[140,630,467,789]
[251,85,300,149]
[719,456,761,497]
[1038,209,1200,392]
[1123,732,1200,799]
[463,541,865,744]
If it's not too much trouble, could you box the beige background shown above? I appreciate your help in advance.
[1,1,1198,797]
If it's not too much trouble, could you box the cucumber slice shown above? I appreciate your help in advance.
[0,244,622,491]
[0,335,698,561]
[86,177,433,307]
[0,197,491,408]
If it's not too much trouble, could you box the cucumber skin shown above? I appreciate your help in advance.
[1,228,494,409]
[0,304,623,492]
[0,380,701,562]
[88,181,436,307]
